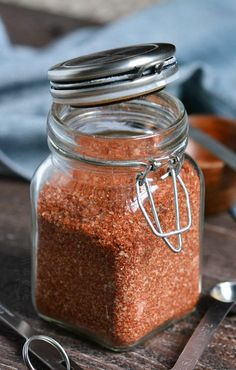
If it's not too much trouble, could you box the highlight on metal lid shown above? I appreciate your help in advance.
[48,43,178,106]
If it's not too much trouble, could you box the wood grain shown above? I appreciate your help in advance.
[0,178,235,370]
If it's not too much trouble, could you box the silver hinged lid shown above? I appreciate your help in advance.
[48,43,178,106]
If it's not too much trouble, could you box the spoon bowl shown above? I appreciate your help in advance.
[210,281,236,303]
[171,281,236,370]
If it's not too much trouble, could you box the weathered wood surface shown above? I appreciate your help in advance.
[0,177,235,370]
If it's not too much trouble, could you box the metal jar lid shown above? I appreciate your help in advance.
[48,43,178,106]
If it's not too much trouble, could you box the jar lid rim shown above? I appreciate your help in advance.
[48,43,178,106]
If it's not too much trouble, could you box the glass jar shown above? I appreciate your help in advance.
[31,44,204,350]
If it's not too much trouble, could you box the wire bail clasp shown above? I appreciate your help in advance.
[136,156,191,253]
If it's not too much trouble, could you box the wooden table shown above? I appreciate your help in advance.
[0,4,235,369]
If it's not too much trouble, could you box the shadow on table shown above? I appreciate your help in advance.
[0,250,33,317]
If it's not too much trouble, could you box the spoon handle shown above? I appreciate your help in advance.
[0,303,83,370]
[0,303,36,339]
[171,300,235,370]
[189,126,236,171]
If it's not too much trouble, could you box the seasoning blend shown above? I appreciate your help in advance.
[31,44,204,350]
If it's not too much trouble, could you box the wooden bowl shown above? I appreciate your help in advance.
[187,115,236,215]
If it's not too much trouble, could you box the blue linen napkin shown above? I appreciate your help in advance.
[0,0,236,180]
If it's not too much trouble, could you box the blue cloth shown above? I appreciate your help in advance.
[0,0,236,180]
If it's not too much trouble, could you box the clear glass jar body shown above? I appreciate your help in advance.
[31,92,204,350]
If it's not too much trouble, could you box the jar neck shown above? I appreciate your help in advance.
[48,91,188,171]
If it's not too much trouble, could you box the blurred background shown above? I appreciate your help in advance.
[1,0,157,22]
[0,0,236,214]
[0,0,158,46]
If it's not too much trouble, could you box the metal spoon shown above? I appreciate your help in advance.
[171,281,236,370]
[0,302,83,369]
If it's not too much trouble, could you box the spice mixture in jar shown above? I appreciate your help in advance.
[31,44,204,350]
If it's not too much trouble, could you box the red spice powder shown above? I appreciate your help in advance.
[34,156,201,349]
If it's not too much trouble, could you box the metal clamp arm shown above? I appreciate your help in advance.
[136,159,191,253]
